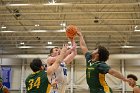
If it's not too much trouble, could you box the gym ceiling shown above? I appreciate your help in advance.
[0,0,140,56]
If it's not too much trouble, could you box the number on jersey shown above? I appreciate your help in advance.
[28,77,41,91]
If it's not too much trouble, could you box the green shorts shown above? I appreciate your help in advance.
[90,88,113,93]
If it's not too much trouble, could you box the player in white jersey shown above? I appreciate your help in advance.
[45,40,77,93]
[49,61,67,93]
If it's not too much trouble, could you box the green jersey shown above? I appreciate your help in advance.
[0,86,4,93]
[85,52,112,93]
[0,86,8,93]
[25,70,51,93]
[136,85,140,88]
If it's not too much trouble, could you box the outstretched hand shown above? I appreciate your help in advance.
[124,78,132,85]
[61,44,68,53]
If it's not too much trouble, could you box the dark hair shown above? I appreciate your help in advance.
[127,74,138,81]
[97,46,109,61]
[30,58,42,72]
[49,47,59,54]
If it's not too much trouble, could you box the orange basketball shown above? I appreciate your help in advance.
[66,25,77,40]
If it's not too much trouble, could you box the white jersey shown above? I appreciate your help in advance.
[49,61,67,93]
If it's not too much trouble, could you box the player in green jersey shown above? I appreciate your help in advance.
[127,74,140,93]
[0,77,9,93]
[25,44,67,93]
[76,29,130,93]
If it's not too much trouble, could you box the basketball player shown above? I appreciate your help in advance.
[76,29,130,93]
[46,40,77,93]
[25,44,67,93]
[0,77,9,93]
[127,74,140,93]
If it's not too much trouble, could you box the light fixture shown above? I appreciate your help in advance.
[48,0,56,4]
[6,3,72,7]
[54,29,65,32]
[121,41,134,48]
[18,46,32,48]
[18,45,63,49]
[68,42,71,44]
[60,22,66,27]
[0,30,66,33]
[135,25,138,29]
[47,0,72,5]
[48,42,52,45]
[134,25,140,31]
[1,31,14,32]
[121,45,134,48]
[20,42,24,45]
[134,30,140,31]
[35,24,40,27]
[6,4,31,6]
[17,45,79,49]
[30,30,47,32]
[1,26,6,29]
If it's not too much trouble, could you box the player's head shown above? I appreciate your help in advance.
[30,58,44,72]
[127,74,137,87]
[127,74,137,83]
[49,47,60,57]
[127,74,138,81]
[91,45,109,62]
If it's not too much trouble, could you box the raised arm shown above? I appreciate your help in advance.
[64,41,77,64]
[108,68,130,82]
[47,44,67,75]
[46,56,57,66]
[77,29,88,55]
[46,47,69,66]
[64,39,75,57]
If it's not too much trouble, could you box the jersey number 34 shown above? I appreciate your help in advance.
[28,77,41,91]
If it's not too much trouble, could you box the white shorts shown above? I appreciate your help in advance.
[50,82,67,93]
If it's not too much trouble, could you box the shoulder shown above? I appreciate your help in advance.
[98,62,109,67]
[85,51,91,59]
[85,51,91,56]
[47,56,57,65]
[97,62,111,74]
[38,70,47,75]
[3,86,9,93]
[25,74,32,82]
[133,86,140,93]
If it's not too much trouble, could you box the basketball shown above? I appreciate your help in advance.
[66,25,77,40]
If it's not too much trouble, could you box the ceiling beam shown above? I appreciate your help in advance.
[0,24,139,27]
[0,2,138,7]
[0,19,140,22]
[1,54,140,59]
[0,12,140,15]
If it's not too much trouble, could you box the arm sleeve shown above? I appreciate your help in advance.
[97,63,111,74]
